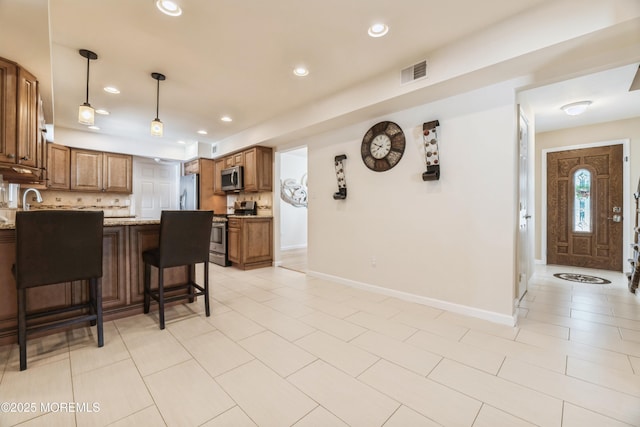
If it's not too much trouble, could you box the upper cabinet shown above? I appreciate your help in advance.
[214,146,272,194]
[103,152,133,193]
[70,148,132,193]
[0,57,42,173]
[243,146,272,192]
[16,67,38,168]
[47,143,70,190]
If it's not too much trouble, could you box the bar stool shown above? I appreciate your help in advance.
[143,210,213,329]
[13,210,104,371]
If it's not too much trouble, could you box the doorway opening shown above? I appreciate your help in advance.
[278,147,308,273]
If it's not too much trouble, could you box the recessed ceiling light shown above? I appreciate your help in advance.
[88,125,100,130]
[197,130,208,135]
[368,23,389,38]
[293,66,309,77]
[95,109,110,115]
[104,86,120,94]
[221,116,232,122]
[156,0,182,16]
[561,101,592,116]
[177,140,186,144]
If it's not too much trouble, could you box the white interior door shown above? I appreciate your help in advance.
[517,110,530,300]
[134,158,179,219]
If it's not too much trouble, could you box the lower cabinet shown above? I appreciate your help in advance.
[227,216,273,270]
[0,223,189,344]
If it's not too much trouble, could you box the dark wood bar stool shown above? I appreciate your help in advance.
[143,210,213,329]
[13,210,104,371]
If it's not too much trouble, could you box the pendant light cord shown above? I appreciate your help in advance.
[155,78,160,120]
[85,56,90,105]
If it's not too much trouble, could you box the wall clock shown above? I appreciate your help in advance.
[361,121,405,172]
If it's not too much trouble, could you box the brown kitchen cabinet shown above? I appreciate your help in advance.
[227,216,273,270]
[0,57,43,175]
[103,152,132,193]
[70,148,132,193]
[223,152,244,169]
[242,146,272,192]
[183,158,199,175]
[215,146,273,194]
[16,67,39,168]
[47,143,70,189]
[213,158,225,195]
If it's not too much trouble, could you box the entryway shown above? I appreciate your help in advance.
[546,144,624,271]
[278,147,308,273]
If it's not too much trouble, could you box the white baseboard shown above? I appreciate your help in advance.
[307,270,516,327]
[281,244,308,251]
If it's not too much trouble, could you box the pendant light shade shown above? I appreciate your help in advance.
[151,72,166,137]
[78,49,98,125]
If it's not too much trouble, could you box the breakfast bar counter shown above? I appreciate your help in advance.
[0,218,201,344]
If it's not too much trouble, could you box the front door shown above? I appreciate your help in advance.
[547,145,623,270]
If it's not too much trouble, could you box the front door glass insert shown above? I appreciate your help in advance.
[573,168,591,233]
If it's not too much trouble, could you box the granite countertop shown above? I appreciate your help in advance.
[0,215,228,230]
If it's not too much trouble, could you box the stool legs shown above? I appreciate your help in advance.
[204,262,210,317]
[17,288,27,371]
[158,268,165,330]
[95,279,104,347]
[143,263,151,314]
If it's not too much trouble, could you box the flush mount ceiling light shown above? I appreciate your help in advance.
[368,23,389,38]
[104,86,120,94]
[561,101,592,116]
[150,72,166,137]
[156,0,182,16]
[293,66,309,77]
[78,49,98,125]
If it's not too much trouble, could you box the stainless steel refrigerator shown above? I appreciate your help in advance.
[179,174,199,210]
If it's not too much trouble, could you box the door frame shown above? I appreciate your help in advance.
[541,139,630,270]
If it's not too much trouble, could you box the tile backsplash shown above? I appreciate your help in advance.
[21,189,134,218]
[226,191,273,215]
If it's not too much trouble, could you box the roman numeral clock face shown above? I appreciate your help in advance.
[361,121,405,172]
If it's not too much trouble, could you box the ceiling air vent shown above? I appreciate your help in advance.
[401,60,427,84]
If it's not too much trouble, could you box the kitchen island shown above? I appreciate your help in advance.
[0,217,223,344]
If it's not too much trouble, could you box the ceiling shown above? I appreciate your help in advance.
[0,0,638,155]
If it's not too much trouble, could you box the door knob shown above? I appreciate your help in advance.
[607,215,622,222]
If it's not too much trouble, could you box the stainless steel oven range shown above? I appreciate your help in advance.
[210,218,230,266]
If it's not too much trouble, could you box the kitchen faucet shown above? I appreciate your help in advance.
[22,188,43,211]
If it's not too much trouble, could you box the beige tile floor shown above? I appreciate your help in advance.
[1,264,639,426]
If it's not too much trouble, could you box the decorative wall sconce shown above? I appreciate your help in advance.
[422,120,440,181]
[333,154,347,199]
[150,72,166,137]
[78,49,98,125]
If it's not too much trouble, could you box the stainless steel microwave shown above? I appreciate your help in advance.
[221,165,243,191]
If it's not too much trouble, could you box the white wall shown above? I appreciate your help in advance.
[306,80,520,324]
[280,149,308,250]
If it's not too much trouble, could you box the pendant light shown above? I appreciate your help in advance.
[78,49,98,125]
[151,72,165,137]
